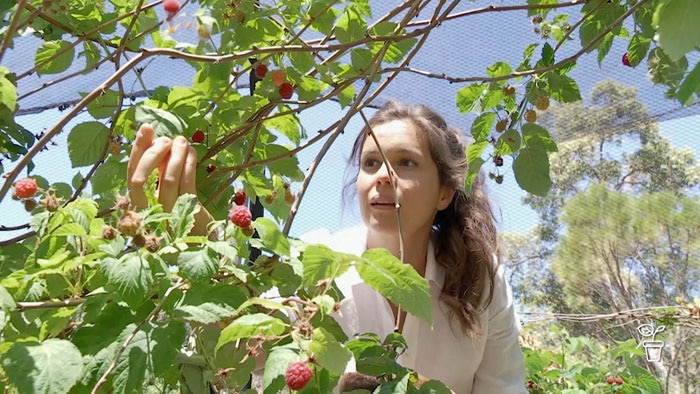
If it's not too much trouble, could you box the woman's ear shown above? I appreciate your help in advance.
[436,187,456,211]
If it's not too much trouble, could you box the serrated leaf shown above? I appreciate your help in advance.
[105,254,153,308]
[263,347,299,392]
[486,61,512,78]
[67,121,109,168]
[252,217,290,256]
[357,249,431,324]
[134,105,187,138]
[112,321,186,393]
[417,380,453,393]
[216,314,287,352]
[513,147,552,197]
[170,194,201,239]
[82,89,120,119]
[302,244,355,287]
[676,61,700,105]
[471,112,495,140]
[2,339,83,394]
[522,123,557,152]
[35,40,74,75]
[173,284,247,324]
[177,247,219,283]
[548,73,581,103]
[308,327,353,374]
[656,0,700,61]
[0,285,16,312]
[0,68,17,113]
[465,157,485,195]
[627,34,651,67]
[335,6,366,44]
[456,83,486,114]
[51,222,87,237]
[496,129,521,155]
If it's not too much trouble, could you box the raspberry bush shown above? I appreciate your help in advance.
[0,0,694,393]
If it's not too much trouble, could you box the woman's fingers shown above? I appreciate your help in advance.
[130,135,173,210]
[158,136,189,212]
[179,145,198,195]
[127,124,154,185]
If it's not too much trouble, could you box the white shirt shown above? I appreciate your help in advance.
[301,225,527,394]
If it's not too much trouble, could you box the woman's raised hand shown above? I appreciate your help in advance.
[127,123,213,235]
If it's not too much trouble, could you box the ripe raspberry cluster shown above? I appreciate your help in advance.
[285,361,313,390]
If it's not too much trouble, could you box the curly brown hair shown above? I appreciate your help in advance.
[343,100,500,337]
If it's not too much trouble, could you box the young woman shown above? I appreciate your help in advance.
[127,101,527,393]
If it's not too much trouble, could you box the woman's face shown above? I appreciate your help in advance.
[356,119,454,238]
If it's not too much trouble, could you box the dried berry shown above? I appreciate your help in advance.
[117,211,142,236]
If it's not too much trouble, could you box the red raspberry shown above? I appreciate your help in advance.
[494,156,504,167]
[233,190,246,206]
[606,376,614,385]
[191,130,205,143]
[206,164,216,173]
[285,361,312,391]
[622,52,631,67]
[14,178,38,199]
[163,0,180,14]
[230,205,252,228]
[615,377,623,385]
[254,64,268,79]
[279,83,294,100]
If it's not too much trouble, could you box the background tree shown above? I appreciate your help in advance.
[506,80,700,393]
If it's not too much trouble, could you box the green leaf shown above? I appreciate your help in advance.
[627,34,651,67]
[51,222,87,237]
[104,254,153,308]
[172,284,247,324]
[472,112,496,142]
[486,61,512,78]
[522,123,557,152]
[170,194,201,239]
[336,6,366,44]
[0,285,16,312]
[496,129,521,155]
[0,67,17,113]
[548,73,581,103]
[308,328,353,374]
[465,157,484,195]
[177,247,219,283]
[2,339,83,394]
[656,0,700,61]
[35,40,75,75]
[456,83,486,114]
[676,61,700,105]
[351,48,373,73]
[357,249,431,324]
[216,314,287,353]
[81,89,120,119]
[302,244,354,287]
[263,347,299,393]
[134,105,187,138]
[308,0,339,35]
[513,147,552,197]
[67,121,109,168]
[466,141,488,164]
[417,380,453,393]
[112,321,186,393]
[252,217,290,256]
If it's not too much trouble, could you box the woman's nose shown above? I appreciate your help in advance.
[374,163,392,185]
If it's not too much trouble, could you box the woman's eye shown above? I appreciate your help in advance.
[362,158,378,168]
[399,158,416,167]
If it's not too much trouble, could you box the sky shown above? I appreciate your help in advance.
[1,101,698,243]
